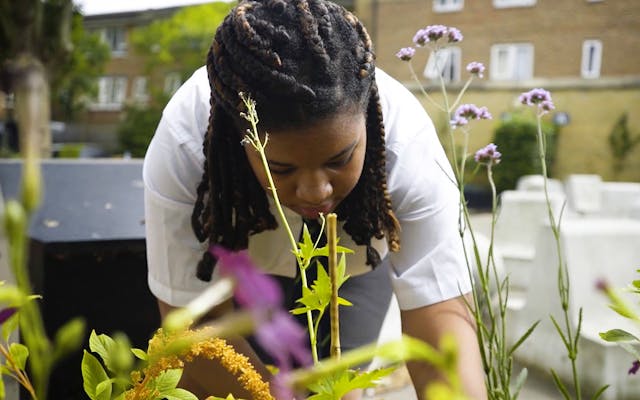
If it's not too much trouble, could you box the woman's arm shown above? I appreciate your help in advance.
[401,294,487,400]
[157,299,272,399]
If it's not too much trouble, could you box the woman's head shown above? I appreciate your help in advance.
[193,0,400,281]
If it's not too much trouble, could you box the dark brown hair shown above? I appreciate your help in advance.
[192,0,400,281]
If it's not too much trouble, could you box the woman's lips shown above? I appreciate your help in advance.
[294,204,334,219]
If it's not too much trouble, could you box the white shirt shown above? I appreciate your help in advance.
[143,67,471,311]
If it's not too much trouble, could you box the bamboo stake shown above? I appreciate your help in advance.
[326,213,341,359]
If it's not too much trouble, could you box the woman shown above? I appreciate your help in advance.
[143,0,486,398]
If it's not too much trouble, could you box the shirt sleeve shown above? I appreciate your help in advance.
[377,69,472,310]
[142,67,215,307]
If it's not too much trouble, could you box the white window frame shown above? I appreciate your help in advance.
[490,43,534,81]
[132,76,149,104]
[423,47,462,83]
[164,73,182,96]
[581,39,602,79]
[433,0,463,13]
[493,0,536,8]
[101,27,127,57]
[92,76,128,111]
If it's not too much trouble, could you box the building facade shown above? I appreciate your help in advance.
[355,0,640,181]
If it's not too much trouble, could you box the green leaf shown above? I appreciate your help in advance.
[8,343,28,370]
[550,368,571,400]
[89,330,117,372]
[599,329,640,343]
[591,384,610,400]
[509,320,540,356]
[162,388,199,400]
[131,348,147,360]
[154,369,182,392]
[307,368,394,399]
[95,378,114,400]
[1,312,19,342]
[0,372,5,399]
[82,350,110,400]
[512,367,528,399]
[54,318,86,361]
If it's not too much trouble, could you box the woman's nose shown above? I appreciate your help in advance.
[295,170,333,205]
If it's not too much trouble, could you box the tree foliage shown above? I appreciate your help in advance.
[117,2,233,157]
[130,2,234,77]
[50,10,111,120]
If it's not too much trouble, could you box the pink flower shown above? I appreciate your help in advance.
[210,245,282,310]
[474,143,502,165]
[466,62,485,78]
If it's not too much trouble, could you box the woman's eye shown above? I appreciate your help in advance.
[327,153,353,169]
[270,167,295,175]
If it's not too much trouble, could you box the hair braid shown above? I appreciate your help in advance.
[193,0,400,279]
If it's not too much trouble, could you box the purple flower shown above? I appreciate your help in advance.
[519,88,555,114]
[450,115,469,129]
[447,27,463,43]
[0,308,17,324]
[595,279,609,292]
[413,25,448,46]
[396,47,416,61]
[210,245,282,310]
[466,62,485,78]
[255,310,312,371]
[474,143,502,165]
[629,360,640,375]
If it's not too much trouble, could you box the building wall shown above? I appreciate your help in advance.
[354,0,640,182]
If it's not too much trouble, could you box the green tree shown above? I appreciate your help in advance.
[50,10,110,121]
[117,2,234,157]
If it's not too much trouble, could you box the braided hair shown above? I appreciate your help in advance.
[192,0,400,281]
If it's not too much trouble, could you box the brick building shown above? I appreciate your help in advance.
[355,0,640,181]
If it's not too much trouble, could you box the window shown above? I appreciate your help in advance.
[132,76,149,103]
[423,47,461,83]
[164,73,182,96]
[493,0,536,8]
[581,40,602,79]
[490,43,534,81]
[102,27,127,56]
[93,76,128,110]
[433,0,463,13]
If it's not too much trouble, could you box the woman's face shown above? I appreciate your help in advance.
[244,112,367,220]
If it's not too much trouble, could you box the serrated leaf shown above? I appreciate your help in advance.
[131,348,147,360]
[162,388,199,400]
[82,350,110,400]
[307,368,394,399]
[154,369,182,392]
[89,330,117,372]
[599,329,640,343]
[9,343,28,370]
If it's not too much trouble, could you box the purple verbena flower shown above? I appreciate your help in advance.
[413,25,448,46]
[454,104,492,121]
[519,88,555,114]
[450,115,469,129]
[255,309,313,371]
[447,27,463,43]
[396,47,416,61]
[474,143,502,165]
[0,308,17,324]
[629,360,640,375]
[466,62,485,78]
[210,245,282,310]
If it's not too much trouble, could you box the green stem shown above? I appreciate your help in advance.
[536,113,580,399]
[241,95,319,363]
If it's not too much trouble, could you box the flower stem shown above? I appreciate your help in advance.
[326,214,341,359]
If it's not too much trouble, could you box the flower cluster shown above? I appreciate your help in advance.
[519,88,555,113]
[395,47,416,61]
[412,25,463,46]
[474,143,502,166]
[466,62,485,78]
[210,245,312,398]
[450,104,492,128]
